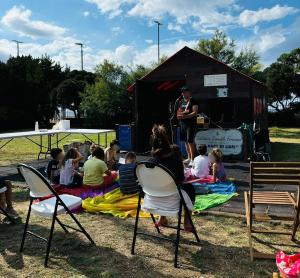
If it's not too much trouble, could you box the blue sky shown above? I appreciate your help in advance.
[0,0,299,71]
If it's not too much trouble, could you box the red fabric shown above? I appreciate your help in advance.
[276,251,300,278]
[184,175,215,184]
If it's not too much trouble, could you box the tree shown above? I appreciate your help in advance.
[231,48,261,76]
[81,60,132,127]
[195,30,260,76]
[195,30,236,65]
[52,70,95,118]
[264,48,300,113]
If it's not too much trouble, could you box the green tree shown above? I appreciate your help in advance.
[195,30,260,76]
[195,30,236,65]
[81,60,132,127]
[231,48,261,76]
[264,48,300,112]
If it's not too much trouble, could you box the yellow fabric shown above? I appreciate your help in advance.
[83,157,108,186]
[82,188,151,218]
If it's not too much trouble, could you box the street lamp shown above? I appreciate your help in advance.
[75,42,83,71]
[12,40,23,57]
[154,20,162,63]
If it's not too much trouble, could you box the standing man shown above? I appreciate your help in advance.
[176,86,198,164]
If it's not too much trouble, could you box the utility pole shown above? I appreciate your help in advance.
[154,20,162,63]
[75,42,83,71]
[12,40,23,57]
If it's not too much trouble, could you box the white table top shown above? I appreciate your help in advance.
[0,129,114,139]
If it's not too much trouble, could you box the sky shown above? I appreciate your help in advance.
[0,0,299,72]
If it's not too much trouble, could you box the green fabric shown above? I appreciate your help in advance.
[194,193,238,212]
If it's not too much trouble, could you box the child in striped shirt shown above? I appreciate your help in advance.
[118,152,139,194]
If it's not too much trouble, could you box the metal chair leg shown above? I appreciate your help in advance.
[44,201,58,267]
[174,202,182,268]
[131,192,141,255]
[20,198,33,252]
[150,213,160,234]
[55,216,69,234]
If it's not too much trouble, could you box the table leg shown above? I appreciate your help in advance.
[38,135,42,160]
[56,133,59,148]
[98,134,100,146]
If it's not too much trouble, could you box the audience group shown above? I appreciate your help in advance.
[1,124,226,222]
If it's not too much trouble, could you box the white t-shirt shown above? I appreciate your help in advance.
[60,159,74,185]
[191,155,210,178]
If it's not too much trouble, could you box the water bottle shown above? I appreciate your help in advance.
[35,121,39,131]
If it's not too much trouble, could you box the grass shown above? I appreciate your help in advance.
[269,127,300,161]
[1,187,299,278]
[0,132,116,166]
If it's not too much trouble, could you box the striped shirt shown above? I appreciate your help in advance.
[119,163,139,194]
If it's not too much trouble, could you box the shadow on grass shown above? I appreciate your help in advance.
[0,221,170,278]
[271,142,300,162]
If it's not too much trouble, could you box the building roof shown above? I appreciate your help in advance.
[127,46,266,92]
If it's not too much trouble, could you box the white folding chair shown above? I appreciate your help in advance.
[0,186,14,223]
[131,161,200,268]
[17,164,95,267]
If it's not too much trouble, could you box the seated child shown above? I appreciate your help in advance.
[47,148,64,184]
[0,177,18,217]
[210,148,226,182]
[83,147,112,188]
[87,143,98,160]
[191,144,210,179]
[60,148,84,187]
[118,152,139,194]
[104,140,120,170]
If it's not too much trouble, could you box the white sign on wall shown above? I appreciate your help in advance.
[194,129,243,156]
[204,74,227,87]
[217,87,228,98]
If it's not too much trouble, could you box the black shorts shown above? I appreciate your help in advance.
[0,177,6,188]
[179,122,196,143]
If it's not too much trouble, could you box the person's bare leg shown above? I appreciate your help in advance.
[184,209,193,231]
[158,216,168,226]
[185,142,191,161]
[4,181,14,210]
[0,192,5,209]
[188,143,196,161]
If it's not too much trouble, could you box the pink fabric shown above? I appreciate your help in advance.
[276,251,300,278]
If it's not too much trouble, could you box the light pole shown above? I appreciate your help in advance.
[75,42,83,71]
[12,40,23,57]
[154,20,162,63]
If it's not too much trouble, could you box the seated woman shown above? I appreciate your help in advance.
[0,177,18,217]
[209,148,226,182]
[144,124,195,232]
[83,147,116,189]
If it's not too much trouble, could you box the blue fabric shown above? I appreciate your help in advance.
[192,181,236,195]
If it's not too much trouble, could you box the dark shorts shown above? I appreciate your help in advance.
[179,122,196,143]
[0,177,6,188]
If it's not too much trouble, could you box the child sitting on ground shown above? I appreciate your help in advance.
[87,143,98,160]
[210,148,226,182]
[47,148,64,184]
[191,144,210,179]
[60,148,84,187]
[83,147,114,188]
[118,152,139,194]
[104,140,120,170]
[0,178,18,217]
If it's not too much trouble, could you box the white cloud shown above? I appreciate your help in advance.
[239,5,298,27]
[111,26,123,35]
[85,0,134,18]
[1,5,67,39]
[168,22,184,33]
[83,11,90,17]
[145,39,153,44]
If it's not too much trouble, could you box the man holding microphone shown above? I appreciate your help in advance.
[176,86,198,164]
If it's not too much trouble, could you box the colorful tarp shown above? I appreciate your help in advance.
[82,188,150,218]
[194,193,238,212]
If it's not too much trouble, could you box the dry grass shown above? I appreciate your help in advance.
[1,187,299,278]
